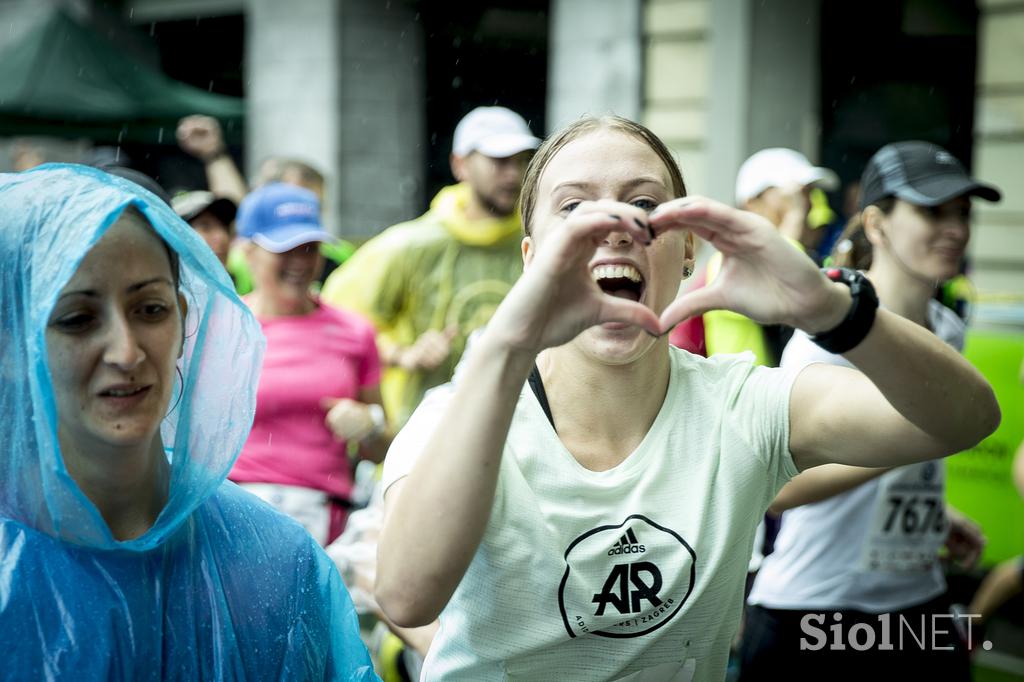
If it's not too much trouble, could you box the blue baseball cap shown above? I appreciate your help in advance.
[236,183,335,253]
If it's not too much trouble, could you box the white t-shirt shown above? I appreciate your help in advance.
[383,347,801,681]
[748,299,965,614]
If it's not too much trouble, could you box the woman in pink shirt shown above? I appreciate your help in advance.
[230,183,388,545]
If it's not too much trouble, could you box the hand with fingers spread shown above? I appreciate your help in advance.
[650,197,851,336]
[484,200,660,354]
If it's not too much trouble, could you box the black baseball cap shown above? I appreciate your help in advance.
[858,141,1001,211]
[172,191,238,226]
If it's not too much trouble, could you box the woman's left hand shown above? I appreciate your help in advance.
[649,196,851,335]
[322,397,375,443]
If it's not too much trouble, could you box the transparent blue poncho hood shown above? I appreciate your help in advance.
[0,163,259,548]
[0,164,378,680]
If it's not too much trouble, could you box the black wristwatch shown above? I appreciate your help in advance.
[810,268,878,354]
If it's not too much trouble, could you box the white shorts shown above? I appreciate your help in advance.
[238,482,330,545]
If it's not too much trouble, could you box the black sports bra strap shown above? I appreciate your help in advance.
[527,364,555,430]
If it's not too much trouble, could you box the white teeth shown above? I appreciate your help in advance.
[591,264,642,283]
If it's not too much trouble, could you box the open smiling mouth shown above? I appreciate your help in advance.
[592,264,646,302]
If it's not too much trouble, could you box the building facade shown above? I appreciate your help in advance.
[4,0,1020,304]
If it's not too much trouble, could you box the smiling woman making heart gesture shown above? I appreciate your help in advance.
[374,117,1000,682]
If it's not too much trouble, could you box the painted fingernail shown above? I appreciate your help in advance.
[634,217,652,245]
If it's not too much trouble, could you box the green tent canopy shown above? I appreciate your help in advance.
[0,5,243,142]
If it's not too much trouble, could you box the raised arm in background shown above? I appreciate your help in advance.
[177,115,249,204]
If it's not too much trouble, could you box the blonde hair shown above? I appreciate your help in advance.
[256,157,325,189]
[519,116,687,236]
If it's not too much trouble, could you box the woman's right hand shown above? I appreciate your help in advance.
[484,200,659,355]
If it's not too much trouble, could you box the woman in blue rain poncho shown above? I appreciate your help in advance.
[0,164,378,681]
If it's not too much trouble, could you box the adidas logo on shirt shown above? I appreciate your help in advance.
[607,528,646,555]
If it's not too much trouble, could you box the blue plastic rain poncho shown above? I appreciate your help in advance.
[0,165,378,681]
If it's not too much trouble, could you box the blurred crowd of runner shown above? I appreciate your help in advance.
[3,105,1021,682]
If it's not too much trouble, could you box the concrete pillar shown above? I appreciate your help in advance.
[245,0,342,232]
[547,0,643,133]
[705,0,752,204]
[643,0,819,204]
[746,0,821,159]
[706,0,821,204]
[246,0,424,239]
[336,0,424,238]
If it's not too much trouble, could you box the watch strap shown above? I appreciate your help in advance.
[810,268,879,354]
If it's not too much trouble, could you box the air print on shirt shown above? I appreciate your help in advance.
[558,514,696,639]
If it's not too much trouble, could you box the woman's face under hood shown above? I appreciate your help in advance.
[46,213,184,457]
[0,164,265,550]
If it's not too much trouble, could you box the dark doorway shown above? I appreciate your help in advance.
[122,13,246,196]
[418,0,548,204]
[820,0,979,200]
[148,14,246,99]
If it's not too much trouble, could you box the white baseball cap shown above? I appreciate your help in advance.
[735,148,839,206]
[452,106,541,158]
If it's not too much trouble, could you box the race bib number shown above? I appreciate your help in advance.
[859,462,947,573]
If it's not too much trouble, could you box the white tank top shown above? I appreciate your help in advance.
[748,300,965,613]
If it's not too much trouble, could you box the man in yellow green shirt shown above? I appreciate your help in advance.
[321,107,540,426]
